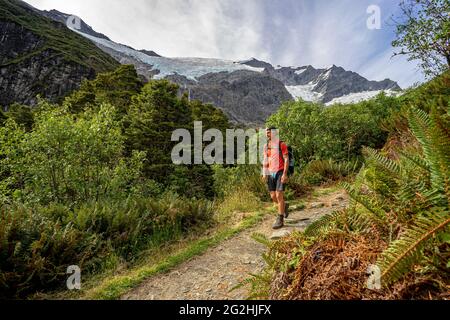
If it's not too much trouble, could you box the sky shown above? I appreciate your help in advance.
[25,0,425,88]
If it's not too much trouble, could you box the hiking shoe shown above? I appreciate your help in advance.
[272,215,284,230]
[284,203,290,219]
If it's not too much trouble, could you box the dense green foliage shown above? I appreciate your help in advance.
[0,103,146,205]
[0,196,214,298]
[0,65,231,298]
[0,109,6,125]
[0,104,34,131]
[64,65,144,114]
[267,93,400,166]
[245,72,450,299]
[124,80,192,182]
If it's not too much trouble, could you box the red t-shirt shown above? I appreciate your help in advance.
[263,140,288,174]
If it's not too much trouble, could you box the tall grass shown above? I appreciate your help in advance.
[215,187,262,223]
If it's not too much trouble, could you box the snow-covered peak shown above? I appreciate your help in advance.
[295,67,307,75]
[237,57,258,64]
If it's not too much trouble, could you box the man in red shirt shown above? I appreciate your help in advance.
[262,127,289,229]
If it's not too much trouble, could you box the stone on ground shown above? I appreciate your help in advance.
[270,229,292,240]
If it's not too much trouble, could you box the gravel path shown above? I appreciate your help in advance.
[122,189,349,300]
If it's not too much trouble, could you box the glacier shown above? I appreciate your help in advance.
[285,84,323,103]
[75,31,264,80]
[325,90,400,106]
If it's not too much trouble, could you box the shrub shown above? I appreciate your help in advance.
[216,187,262,223]
[0,103,146,206]
[213,165,268,201]
[266,94,400,165]
[0,204,102,298]
[300,159,361,186]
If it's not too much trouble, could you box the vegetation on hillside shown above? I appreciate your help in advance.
[0,0,119,73]
[0,65,230,298]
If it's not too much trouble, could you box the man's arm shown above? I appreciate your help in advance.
[261,145,269,179]
[281,143,289,183]
[282,154,289,183]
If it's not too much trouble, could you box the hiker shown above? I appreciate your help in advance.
[262,127,290,229]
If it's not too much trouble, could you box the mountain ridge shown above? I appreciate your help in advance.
[2,1,403,124]
[69,25,401,123]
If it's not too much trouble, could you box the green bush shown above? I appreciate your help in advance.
[266,93,400,165]
[0,204,102,298]
[300,159,361,186]
[213,165,268,201]
[0,103,147,206]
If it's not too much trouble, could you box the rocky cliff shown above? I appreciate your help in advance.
[0,0,118,107]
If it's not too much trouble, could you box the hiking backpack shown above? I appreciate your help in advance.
[279,141,295,176]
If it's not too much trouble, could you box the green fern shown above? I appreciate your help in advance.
[398,150,429,172]
[231,272,271,300]
[374,107,450,285]
[303,210,347,237]
[377,207,450,285]
[363,147,401,175]
[251,232,271,247]
[408,108,449,195]
[341,182,387,221]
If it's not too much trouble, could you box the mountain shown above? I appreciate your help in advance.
[0,0,119,107]
[37,9,111,41]
[1,0,402,124]
[242,59,401,104]
[67,29,401,123]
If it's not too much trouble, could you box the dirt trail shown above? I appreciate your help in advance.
[122,189,349,300]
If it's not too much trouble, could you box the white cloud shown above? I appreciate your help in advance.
[25,0,268,60]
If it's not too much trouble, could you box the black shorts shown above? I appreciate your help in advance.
[267,171,285,192]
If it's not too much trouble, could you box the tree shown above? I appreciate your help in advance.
[190,99,229,132]
[1,103,145,205]
[392,0,450,77]
[3,103,35,131]
[124,80,192,183]
[267,100,324,164]
[64,65,143,113]
[0,108,6,126]
[266,95,398,165]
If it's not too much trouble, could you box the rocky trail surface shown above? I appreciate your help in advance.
[122,189,349,300]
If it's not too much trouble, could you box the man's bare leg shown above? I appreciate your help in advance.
[276,191,285,215]
[272,191,285,229]
[270,192,278,206]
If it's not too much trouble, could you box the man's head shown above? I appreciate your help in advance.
[266,127,279,141]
